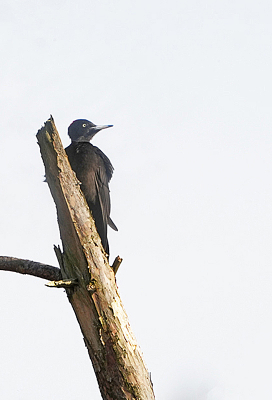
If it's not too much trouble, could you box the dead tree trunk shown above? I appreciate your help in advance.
[35,117,155,400]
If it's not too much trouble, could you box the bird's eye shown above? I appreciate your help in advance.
[82,123,87,127]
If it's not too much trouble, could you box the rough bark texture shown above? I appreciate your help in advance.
[0,256,61,281]
[36,117,155,400]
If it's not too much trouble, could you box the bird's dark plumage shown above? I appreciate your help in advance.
[65,119,117,256]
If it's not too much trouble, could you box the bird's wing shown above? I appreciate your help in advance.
[95,166,110,226]
[94,146,114,181]
[94,147,118,231]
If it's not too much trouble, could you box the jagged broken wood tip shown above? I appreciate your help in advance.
[45,278,78,288]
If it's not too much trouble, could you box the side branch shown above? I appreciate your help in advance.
[0,256,62,281]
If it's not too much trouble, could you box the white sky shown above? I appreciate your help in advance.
[0,0,272,399]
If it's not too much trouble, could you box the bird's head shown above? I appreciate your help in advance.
[68,119,113,142]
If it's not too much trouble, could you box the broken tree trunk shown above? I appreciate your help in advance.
[36,117,155,400]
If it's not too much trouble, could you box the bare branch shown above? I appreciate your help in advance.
[0,256,61,281]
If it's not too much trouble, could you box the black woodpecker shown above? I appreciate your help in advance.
[65,119,117,256]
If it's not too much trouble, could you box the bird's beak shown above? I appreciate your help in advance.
[95,124,113,131]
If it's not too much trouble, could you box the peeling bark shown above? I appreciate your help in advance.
[36,117,155,400]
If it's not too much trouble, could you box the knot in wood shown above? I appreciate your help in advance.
[87,279,97,292]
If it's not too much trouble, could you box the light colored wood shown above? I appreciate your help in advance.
[36,117,155,400]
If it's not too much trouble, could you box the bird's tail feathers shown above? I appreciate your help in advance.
[108,217,118,231]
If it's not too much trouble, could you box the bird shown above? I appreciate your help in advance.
[65,119,117,257]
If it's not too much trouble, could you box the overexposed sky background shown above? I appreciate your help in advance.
[1,0,272,399]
